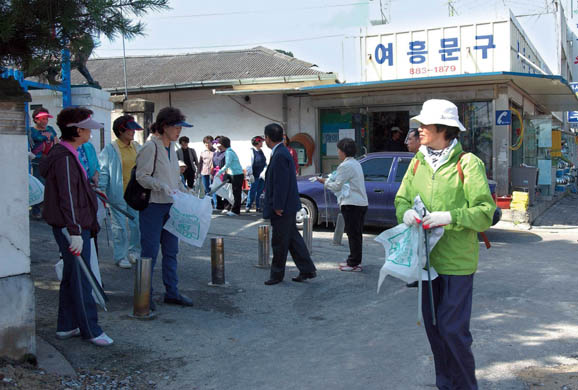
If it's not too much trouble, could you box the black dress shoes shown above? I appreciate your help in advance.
[164,294,194,306]
[292,272,317,283]
[264,279,282,285]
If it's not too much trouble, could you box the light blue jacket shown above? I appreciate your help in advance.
[79,142,100,180]
[217,148,244,176]
[98,140,141,205]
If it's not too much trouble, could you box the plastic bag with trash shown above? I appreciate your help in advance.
[164,191,212,248]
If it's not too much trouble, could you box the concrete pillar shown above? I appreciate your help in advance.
[493,89,510,196]
[123,99,155,145]
[71,87,113,151]
[0,78,36,360]
[30,86,113,152]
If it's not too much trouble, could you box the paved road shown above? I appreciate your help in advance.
[30,198,578,389]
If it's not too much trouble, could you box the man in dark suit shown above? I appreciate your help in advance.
[262,123,317,285]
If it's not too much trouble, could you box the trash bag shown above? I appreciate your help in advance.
[375,195,443,293]
[29,174,44,206]
[164,191,212,247]
[211,176,234,204]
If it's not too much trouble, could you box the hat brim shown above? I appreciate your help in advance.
[410,114,466,132]
[66,117,104,129]
[174,121,193,128]
[124,120,143,130]
[34,113,53,119]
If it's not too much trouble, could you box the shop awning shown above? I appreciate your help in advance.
[297,72,578,112]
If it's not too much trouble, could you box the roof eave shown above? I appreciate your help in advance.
[104,74,337,94]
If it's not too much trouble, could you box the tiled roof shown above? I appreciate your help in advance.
[71,46,334,91]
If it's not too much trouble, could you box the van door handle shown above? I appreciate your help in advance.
[373,189,384,193]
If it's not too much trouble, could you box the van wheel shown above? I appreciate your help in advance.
[296,197,317,230]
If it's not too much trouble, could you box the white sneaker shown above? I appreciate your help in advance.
[226,211,239,217]
[221,209,229,214]
[55,328,80,340]
[127,253,138,265]
[90,332,114,347]
[117,258,132,269]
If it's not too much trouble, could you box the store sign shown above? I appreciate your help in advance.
[496,110,511,126]
[567,111,578,123]
[363,16,548,81]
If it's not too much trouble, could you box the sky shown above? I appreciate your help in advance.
[93,0,573,83]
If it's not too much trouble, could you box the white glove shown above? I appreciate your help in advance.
[160,183,173,196]
[248,174,255,184]
[422,211,452,229]
[308,176,318,182]
[69,235,83,256]
[403,209,421,226]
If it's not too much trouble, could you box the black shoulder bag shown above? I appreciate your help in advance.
[124,143,158,211]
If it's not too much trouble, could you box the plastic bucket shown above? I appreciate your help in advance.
[496,196,512,209]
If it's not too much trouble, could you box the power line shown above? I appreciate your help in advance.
[94,33,346,53]
[152,2,369,19]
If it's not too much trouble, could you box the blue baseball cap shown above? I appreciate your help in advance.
[123,120,143,130]
[173,121,193,128]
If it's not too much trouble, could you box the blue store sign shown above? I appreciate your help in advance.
[568,111,578,123]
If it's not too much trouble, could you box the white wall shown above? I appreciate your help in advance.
[123,89,286,168]
[0,134,30,278]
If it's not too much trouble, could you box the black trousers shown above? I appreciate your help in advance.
[184,167,195,189]
[230,174,244,215]
[270,212,316,280]
[340,204,367,267]
[422,274,477,390]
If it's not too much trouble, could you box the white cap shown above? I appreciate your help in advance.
[178,160,187,168]
[410,99,466,131]
[66,116,104,129]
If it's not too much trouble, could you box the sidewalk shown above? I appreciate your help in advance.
[27,206,578,389]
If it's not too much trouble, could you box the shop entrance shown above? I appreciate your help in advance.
[369,111,409,152]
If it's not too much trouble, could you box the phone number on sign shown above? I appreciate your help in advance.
[410,65,457,75]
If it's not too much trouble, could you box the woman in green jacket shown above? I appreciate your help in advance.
[395,99,495,390]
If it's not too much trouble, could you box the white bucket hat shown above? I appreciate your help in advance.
[410,99,466,132]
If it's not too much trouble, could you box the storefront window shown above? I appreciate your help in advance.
[458,102,493,178]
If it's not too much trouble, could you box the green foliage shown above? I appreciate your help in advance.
[0,0,170,82]
[275,49,294,58]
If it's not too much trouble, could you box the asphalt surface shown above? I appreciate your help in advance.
[29,194,578,389]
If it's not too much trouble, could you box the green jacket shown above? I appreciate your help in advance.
[394,143,496,275]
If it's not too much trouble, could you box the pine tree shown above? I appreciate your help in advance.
[0,0,170,84]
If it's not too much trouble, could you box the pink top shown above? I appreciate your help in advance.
[60,141,88,178]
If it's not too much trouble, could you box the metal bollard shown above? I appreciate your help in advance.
[132,257,155,319]
[302,215,313,254]
[209,237,228,286]
[256,225,270,268]
[332,213,345,246]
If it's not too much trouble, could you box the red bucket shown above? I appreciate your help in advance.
[496,196,512,209]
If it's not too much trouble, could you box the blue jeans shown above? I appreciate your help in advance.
[246,178,265,210]
[52,227,103,339]
[202,175,216,206]
[139,203,180,299]
[110,202,140,262]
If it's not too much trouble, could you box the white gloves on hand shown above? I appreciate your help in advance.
[403,209,421,226]
[248,174,255,184]
[160,183,173,196]
[69,235,83,256]
[422,211,452,229]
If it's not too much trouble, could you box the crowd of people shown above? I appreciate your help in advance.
[32,99,494,389]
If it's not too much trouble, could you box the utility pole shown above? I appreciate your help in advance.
[448,0,458,16]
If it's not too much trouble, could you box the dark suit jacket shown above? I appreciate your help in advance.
[263,143,301,219]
